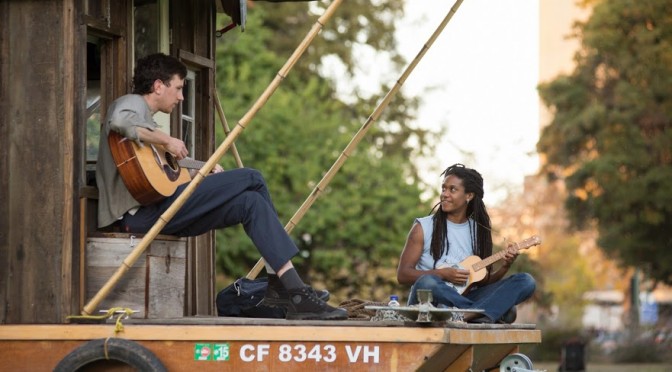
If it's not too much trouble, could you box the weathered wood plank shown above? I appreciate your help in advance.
[62,0,78,325]
[0,324,541,344]
[0,0,11,325]
[417,344,471,372]
[471,344,519,372]
[148,252,187,318]
[447,347,475,372]
[4,0,69,325]
[86,236,187,318]
[448,328,542,344]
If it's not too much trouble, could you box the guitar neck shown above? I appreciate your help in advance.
[178,158,206,170]
[473,250,508,271]
[472,236,541,271]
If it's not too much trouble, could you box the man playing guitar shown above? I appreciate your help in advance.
[96,53,346,321]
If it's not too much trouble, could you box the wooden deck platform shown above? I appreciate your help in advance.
[0,317,541,371]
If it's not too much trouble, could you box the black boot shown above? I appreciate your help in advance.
[263,275,329,308]
[500,306,517,324]
[285,286,348,320]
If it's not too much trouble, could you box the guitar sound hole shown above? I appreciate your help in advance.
[164,153,179,172]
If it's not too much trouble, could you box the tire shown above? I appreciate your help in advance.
[54,338,167,372]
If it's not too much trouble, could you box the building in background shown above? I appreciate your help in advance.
[538,1,591,132]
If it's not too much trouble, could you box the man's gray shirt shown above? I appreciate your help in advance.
[96,94,159,228]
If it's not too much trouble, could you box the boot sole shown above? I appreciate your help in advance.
[263,291,330,308]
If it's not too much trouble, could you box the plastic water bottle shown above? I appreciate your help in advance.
[382,295,401,320]
[388,295,400,307]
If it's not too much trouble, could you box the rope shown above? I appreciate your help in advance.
[66,307,135,334]
[104,337,111,360]
[338,299,387,320]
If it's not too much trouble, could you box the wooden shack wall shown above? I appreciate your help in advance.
[0,0,218,324]
[0,0,79,324]
[171,0,218,317]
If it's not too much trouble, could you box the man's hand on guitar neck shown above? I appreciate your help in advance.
[187,163,224,178]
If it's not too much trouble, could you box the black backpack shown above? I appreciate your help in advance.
[216,277,286,318]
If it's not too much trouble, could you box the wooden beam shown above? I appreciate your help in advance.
[0,324,445,342]
[61,0,77,323]
[178,49,215,69]
[446,346,474,372]
[0,324,541,345]
[417,344,471,372]
[448,328,542,344]
[471,344,519,372]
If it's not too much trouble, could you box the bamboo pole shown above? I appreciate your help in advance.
[81,0,344,316]
[215,92,244,168]
[247,0,465,279]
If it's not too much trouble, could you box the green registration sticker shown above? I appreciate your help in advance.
[194,343,213,361]
[213,343,230,361]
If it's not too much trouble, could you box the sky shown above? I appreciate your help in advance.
[330,0,541,205]
[396,0,541,204]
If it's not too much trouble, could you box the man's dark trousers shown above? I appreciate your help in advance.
[121,168,299,271]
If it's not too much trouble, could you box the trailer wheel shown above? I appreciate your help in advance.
[54,338,166,372]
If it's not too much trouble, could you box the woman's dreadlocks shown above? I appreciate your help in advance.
[429,163,493,269]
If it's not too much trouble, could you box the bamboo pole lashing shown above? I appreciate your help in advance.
[80,0,344,316]
[246,0,465,279]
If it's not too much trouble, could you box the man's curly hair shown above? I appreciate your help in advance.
[132,53,187,95]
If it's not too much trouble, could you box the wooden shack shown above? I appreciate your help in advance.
[1,0,220,323]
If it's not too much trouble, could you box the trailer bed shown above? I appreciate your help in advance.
[0,318,540,371]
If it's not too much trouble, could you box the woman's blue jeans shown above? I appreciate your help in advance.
[407,273,536,321]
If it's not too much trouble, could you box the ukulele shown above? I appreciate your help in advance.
[439,235,541,294]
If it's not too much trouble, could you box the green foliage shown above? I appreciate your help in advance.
[252,0,406,81]
[537,0,672,284]
[213,1,434,301]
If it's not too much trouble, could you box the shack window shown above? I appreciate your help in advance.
[182,70,197,154]
[86,38,103,185]
[133,0,169,60]
[133,0,171,133]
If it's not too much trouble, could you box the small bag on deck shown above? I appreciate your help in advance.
[216,277,285,318]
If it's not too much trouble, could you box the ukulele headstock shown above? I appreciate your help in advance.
[522,235,542,249]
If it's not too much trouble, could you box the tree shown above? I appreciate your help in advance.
[538,0,672,285]
[213,1,435,301]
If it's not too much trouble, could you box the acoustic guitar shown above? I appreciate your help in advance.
[439,235,541,295]
[108,130,205,205]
